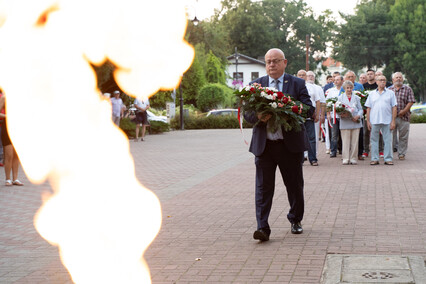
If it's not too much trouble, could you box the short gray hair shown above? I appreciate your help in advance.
[392,72,403,79]
[306,70,315,78]
[342,80,354,89]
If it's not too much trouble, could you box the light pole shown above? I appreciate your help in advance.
[305,34,310,71]
[235,47,239,83]
[179,80,184,130]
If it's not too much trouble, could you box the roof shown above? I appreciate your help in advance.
[322,57,342,67]
[227,53,265,65]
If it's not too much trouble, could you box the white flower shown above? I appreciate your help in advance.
[267,87,278,92]
[239,86,244,92]
[261,91,267,98]
[245,86,251,91]
[270,102,277,108]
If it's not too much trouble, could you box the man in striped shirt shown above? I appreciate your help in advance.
[388,72,416,160]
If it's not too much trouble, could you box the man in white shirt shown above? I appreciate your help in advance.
[306,71,326,150]
[110,90,126,127]
[365,75,397,165]
[297,70,320,166]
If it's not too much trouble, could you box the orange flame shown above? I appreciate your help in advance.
[0,0,194,282]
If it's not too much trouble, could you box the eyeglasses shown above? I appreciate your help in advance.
[266,59,285,65]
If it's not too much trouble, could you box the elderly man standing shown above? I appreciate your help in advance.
[110,90,126,127]
[365,75,397,165]
[307,71,326,153]
[389,72,415,160]
[244,48,314,241]
[297,69,321,166]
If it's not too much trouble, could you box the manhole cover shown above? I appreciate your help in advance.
[321,255,425,283]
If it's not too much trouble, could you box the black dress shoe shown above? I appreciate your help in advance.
[253,229,270,241]
[291,222,303,234]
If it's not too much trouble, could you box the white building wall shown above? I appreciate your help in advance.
[226,58,267,88]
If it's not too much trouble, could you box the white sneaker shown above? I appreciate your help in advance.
[134,138,139,142]
[326,149,330,154]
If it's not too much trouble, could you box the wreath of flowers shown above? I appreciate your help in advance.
[334,101,360,122]
[326,97,338,112]
[354,89,369,115]
[235,83,311,132]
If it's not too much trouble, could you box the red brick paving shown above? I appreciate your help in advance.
[0,125,425,283]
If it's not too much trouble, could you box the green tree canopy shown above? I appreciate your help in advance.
[205,51,227,84]
[181,55,206,105]
[388,0,426,101]
[333,0,395,72]
[210,0,336,74]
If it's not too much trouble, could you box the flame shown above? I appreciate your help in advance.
[0,0,194,283]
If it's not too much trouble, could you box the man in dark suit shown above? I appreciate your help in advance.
[244,48,314,242]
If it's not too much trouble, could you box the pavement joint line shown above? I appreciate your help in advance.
[153,152,252,201]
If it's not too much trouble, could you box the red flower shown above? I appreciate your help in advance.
[291,105,299,113]
[267,90,274,95]
[282,96,289,104]
[276,92,284,99]
[250,87,256,93]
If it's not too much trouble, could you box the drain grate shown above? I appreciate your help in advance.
[362,271,396,280]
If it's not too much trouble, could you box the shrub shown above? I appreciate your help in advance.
[219,84,237,108]
[197,83,225,112]
[170,114,253,129]
[119,117,169,138]
[410,113,426,123]
[149,120,170,134]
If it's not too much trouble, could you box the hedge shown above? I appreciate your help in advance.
[119,117,169,138]
[410,113,426,124]
[170,115,253,129]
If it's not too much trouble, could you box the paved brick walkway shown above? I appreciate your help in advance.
[1,125,425,283]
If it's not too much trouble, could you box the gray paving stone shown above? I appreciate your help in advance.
[321,254,425,284]
[1,125,426,283]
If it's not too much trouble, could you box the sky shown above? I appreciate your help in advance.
[188,0,360,21]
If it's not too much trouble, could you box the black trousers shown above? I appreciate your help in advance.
[254,140,305,231]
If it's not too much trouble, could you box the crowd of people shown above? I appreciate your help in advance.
[243,47,417,242]
[297,69,415,166]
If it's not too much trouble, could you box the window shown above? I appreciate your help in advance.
[233,72,243,81]
[251,72,259,81]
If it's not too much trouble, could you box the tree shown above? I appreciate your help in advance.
[181,56,206,105]
[149,90,173,109]
[197,83,225,112]
[388,0,426,101]
[213,0,336,74]
[333,0,395,72]
[205,51,226,85]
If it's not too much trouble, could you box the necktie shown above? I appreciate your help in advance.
[273,79,280,91]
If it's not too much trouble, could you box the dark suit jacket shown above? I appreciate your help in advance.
[244,74,314,156]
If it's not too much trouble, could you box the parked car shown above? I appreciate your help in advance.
[410,104,426,116]
[206,109,238,117]
[146,110,167,123]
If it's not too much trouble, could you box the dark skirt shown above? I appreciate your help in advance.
[132,111,149,125]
